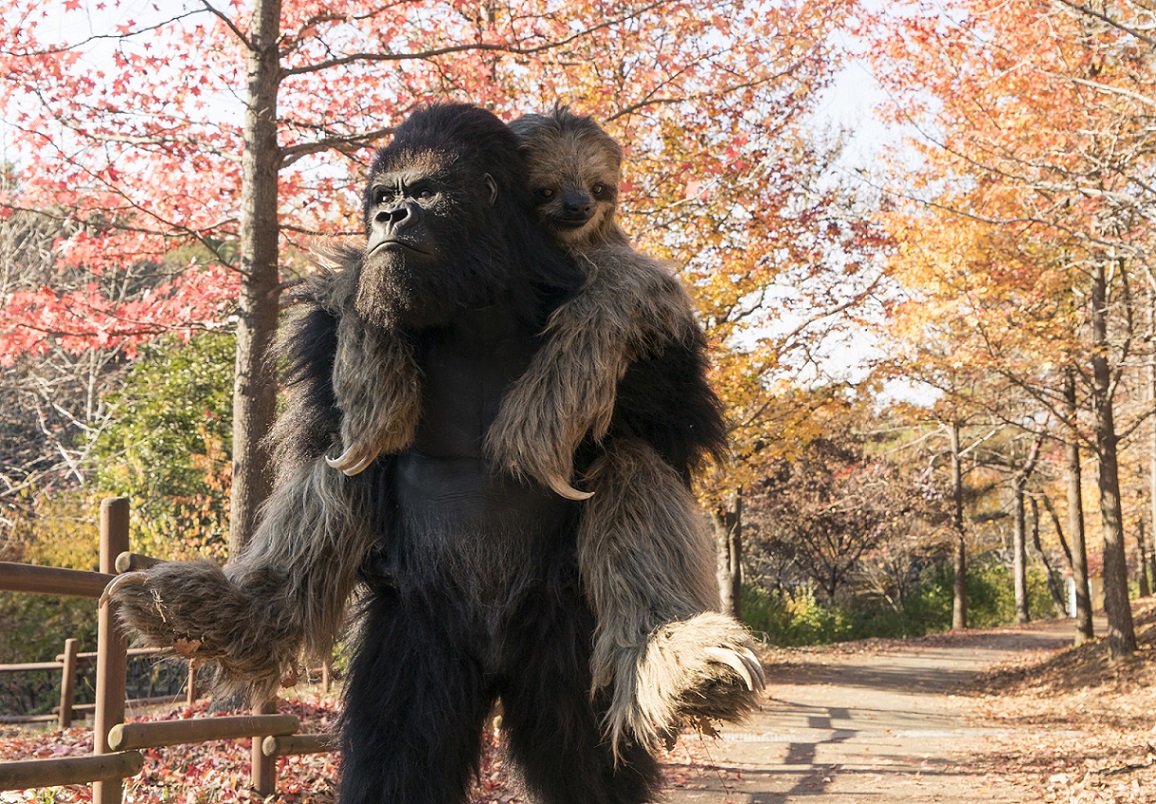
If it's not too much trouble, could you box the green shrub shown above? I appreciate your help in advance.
[89,332,234,561]
[743,554,1071,647]
[742,584,853,646]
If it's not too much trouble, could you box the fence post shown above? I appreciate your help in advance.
[251,697,278,795]
[186,664,198,707]
[59,638,78,729]
[93,497,130,804]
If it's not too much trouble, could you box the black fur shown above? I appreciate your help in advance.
[267,298,341,472]
[272,104,724,803]
[598,327,728,485]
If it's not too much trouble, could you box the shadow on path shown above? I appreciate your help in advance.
[665,618,1093,803]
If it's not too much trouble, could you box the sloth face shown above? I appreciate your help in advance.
[511,109,623,250]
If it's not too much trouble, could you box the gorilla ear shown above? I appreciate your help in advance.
[484,173,498,205]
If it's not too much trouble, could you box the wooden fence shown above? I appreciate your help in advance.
[0,497,337,802]
[0,642,200,727]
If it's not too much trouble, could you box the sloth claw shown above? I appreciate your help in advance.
[704,646,766,691]
[325,446,377,476]
[546,474,594,501]
[99,571,149,608]
[741,646,768,687]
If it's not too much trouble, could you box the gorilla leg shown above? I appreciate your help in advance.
[339,586,492,804]
[497,582,662,804]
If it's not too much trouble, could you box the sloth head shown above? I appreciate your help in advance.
[509,107,623,251]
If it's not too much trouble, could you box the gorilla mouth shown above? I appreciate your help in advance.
[372,239,432,257]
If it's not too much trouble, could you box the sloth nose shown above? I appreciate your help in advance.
[563,191,593,217]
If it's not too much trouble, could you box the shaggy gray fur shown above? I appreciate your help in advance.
[111,262,384,703]
[112,456,377,703]
[310,243,423,476]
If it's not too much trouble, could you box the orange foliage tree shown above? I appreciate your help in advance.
[872,0,1156,655]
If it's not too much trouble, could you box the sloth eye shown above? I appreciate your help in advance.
[591,183,608,197]
[536,187,556,201]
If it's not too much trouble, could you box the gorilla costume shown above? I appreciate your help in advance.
[107,103,759,803]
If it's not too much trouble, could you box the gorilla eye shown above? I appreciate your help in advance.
[536,188,556,201]
[373,187,394,205]
[417,187,435,200]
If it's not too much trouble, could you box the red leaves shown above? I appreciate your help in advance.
[0,263,236,365]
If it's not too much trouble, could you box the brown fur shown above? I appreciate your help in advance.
[502,109,764,754]
[579,438,761,754]
[486,108,699,494]
[484,242,698,494]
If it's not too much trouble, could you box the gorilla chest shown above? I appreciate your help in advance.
[392,307,573,539]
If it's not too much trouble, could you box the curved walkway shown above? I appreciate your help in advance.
[664,620,1083,803]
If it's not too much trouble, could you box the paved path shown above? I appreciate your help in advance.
[664,620,1082,803]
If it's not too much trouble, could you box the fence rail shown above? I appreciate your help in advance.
[0,498,335,802]
[0,642,200,727]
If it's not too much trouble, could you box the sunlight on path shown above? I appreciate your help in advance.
[664,621,1081,803]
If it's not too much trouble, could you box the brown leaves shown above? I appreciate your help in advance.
[963,599,1156,803]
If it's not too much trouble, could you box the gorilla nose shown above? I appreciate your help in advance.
[376,203,421,227]
[379,207,409,224]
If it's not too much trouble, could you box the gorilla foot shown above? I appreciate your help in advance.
[600,611,765,757]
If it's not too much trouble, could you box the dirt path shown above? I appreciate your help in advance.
[663,619,1085,803]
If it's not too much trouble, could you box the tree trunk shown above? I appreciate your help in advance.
[950,421,967,630]
[1064,369,1094,645]
[1149,286,1156,596]
[714,490,743,620]
[229,0,284,558]
[1090,260,1137,657]
[1011,437,1041,625]
[1137,518,1151,597]
[1030,497,1067,617]
[1012,482,1029,624]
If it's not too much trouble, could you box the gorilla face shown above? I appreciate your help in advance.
[355,151,496,330]
[352,104,581,333]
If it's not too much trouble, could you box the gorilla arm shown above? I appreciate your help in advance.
[318,238,698,496]
[105,286,382,703]
[315,243,423,476]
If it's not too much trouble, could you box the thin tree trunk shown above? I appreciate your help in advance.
[1041,494,1073,569]
[714,490,743,620]
[950,421,967,630]
[1148,285,1156,595]
[1064,369,1094,645]
[1090,259,1137,657]
[1138,518,1151,597]
[1030,497,1067,617]
[229,0,284,557]
[1011,436,1042,625]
